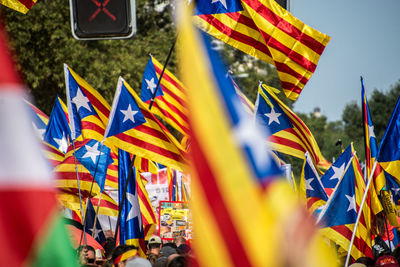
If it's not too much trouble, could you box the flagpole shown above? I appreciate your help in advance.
[91,191,104,238]
[316,152,357,224]
[71,138,88,246]
[148,38,177,110]
[344,160,378,267]
[114,155,136,242]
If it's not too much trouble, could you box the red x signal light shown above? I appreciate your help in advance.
[69,0,136,40]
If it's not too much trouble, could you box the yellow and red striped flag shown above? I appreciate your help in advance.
[104,77,188,172]
[0,0,37,14]
[64,64,110,143]
[194,0,330,100]
[141,56,189,137]
[254,84,330,171]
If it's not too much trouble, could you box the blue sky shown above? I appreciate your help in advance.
[289,0,400,121]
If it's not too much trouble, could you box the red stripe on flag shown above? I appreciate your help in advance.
[241,0,327,55]
[152,102,189,135]
[190,132,253,266]
[137,189,157,222]
[330,225,373,258]
[274,62,309,85]
[268,135,305,152]
[115,132,185,163]
[198,14,272,57]
[79,85,110,119]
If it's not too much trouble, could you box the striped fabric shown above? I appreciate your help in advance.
[41,141,66,168]
[361,79,384,216]
[54,139,117,199]
[24,99,49,140]
[64,64,110,142]
[194,0,330,100]
[104,77,188,172]
[255,84,330,170]
[141,56,189,136]
[320,145,373,261]
[0,0,37,14]
[134,156,159,175]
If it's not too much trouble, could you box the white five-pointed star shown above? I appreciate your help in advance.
[32,122,45,139]
[234,101,269,171]
[368,125,376,139]
[330,163,345,181]
[264,108,281,125]
[120,104,138,123]
[346,194,357,213]
[126,192,142,228]
[211,0,227,9]
[72,88,91,112]
[305,178,314,191]
[93,227,102,240]
[392,187,400,196]
[53,132,68,153]
[145,78,157,94]
[82,142,104,164]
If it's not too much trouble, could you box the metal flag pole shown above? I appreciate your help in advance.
[71,137,87,247]
[316,152,357,224]
[148,38,177,110]
[91,191,104,238]
[344,160,378,267]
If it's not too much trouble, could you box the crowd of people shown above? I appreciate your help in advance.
[76,235,192,267]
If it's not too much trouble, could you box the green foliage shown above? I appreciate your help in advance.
[2,0,177,114]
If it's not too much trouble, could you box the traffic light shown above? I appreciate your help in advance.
[69,0,136,40]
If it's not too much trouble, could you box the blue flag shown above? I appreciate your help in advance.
[105,79,147,138]
[195,0,243,15]
[377,95,400,180]
[304,152,328,202]
[118,150,144,245]
[74,139,113,192]
[321,145,353,191]
[84,199,106,245]
[140,57,163,102]
[44,96,71,153]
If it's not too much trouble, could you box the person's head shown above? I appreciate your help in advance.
[147,253,159,265]
[111,245,138,267]
[166,254,185,267]
[375,255,399,267]
[355,256,375,267]
[148,235,162,255]
[159,246,177,258]
[125,257,152,267]
[393,246,400,264]
[77,245,96,266]
[174,236,187,247]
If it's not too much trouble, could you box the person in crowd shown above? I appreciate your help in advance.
[147,252,159,265]
[354,256,375,267]
[173,236,190,255]
[125,257,152,267]
[159,245,177,258]
[111,244,138,267]
[147,235,163,256]
[166,254,185,267]
[77,245,97,267]
[374,255,399,267]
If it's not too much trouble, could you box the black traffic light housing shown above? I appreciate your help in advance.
[69,0,136,40]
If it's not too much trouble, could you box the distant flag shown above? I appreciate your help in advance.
[377,94,400,184]
[140,56,189,136]
[302,152,328,215]
[104,77,188,172]
[134,156,159,174]
[229,74,255,115]
[84,199,106,245]
[319,144,374,260]
[0,21,76,266]
[385,171,400,207]
[54,139,109,198]
[0,0,37,14]
[44,96,71,153]
[41,141,66,168]
[64,64,110,142]
[118,150,146,256]
[361,78,384,215]
[74,139,114,193]
[194,0,330,100]
[321,145,353,196]
[254,84,330,171]
[25,99,48,140]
